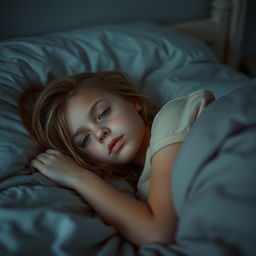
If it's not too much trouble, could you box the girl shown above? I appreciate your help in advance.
[19,71,214,246]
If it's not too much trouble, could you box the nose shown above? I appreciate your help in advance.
[96,127,110,143]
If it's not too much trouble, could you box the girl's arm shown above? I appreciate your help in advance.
[31,143,182,246]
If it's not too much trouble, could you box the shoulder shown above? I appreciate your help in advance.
[153,90,214,125]
[151,90,214,134]
[149,90,214,153]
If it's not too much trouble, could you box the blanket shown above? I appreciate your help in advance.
[0,22,253,255]
[142,83,256,256]
[1,82,256,256]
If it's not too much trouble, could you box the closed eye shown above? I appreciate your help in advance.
[81,134,91,147]
[97,107,110,121]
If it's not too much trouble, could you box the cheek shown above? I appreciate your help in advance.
[113,110,138,124]
[106,113,128,130]
[111,115,125,124]
[87,143,102,159]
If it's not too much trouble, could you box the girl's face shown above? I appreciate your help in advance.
[64,88,149,166]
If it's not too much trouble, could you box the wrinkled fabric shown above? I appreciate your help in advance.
[0,22,252,255]
[170,84,256,256]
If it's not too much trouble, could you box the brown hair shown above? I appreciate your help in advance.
[19,71,157,187]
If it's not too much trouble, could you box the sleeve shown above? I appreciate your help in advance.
[149,90,215,158]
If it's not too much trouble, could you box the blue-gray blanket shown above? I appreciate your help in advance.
[1,84,256,255]
[140,84,256,256]
[0,22,254,256]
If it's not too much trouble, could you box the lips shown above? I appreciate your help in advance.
[108,135,124,154]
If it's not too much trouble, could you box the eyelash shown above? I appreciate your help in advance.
[97,107,110,121]
[80,107,110,147]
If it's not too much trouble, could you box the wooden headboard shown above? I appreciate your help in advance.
[167,0,247,68]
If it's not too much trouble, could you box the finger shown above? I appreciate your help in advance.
[27,162,38,173]
[35,154,48,163]
[46,149,60,155]
[31,168,38,173]
[31,158,45,170]
[31,160,55,182]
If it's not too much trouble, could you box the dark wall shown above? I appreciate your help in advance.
[240,0,256,59]
[0,0,211,40]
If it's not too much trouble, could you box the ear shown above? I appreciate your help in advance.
[128,98,142,112]
[135,103,142,112]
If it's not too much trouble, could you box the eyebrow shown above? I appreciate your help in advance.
[72,98,106,142]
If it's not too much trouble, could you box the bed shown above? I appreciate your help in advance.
[1,0,256,255]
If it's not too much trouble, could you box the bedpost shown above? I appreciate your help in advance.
[165,0,247,67]
[165,0,233,64]
[226,0,248,68]
[211,0,232,62]
[207,0,247,67]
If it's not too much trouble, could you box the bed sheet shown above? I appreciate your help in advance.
[0,22,252,255]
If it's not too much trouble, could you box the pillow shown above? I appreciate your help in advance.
[0,21,250,179]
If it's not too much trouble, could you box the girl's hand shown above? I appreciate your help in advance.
[30,149,86,188]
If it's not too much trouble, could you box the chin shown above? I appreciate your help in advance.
[120,144,140,164]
